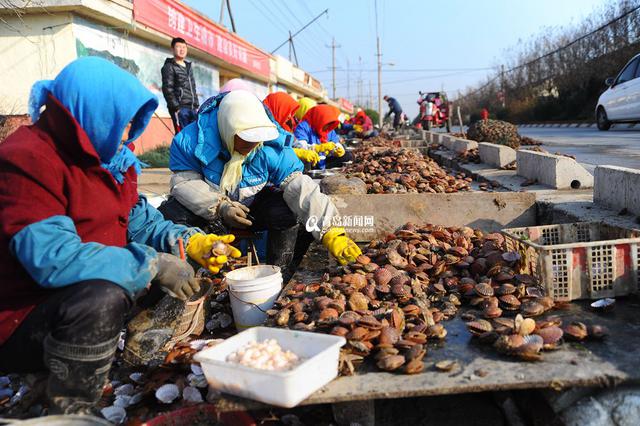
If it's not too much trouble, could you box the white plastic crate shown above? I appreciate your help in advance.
[501,222,640,301]
[193,327,345,407]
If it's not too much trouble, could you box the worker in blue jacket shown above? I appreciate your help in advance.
[159,90,361,282]
[293,104,353,169]
[384,95,403,129]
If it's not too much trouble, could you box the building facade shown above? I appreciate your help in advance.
[0,0,350,152]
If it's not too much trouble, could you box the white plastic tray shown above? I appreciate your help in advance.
[193,327,346,407]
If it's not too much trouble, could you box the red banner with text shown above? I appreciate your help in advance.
[133,0,270,78]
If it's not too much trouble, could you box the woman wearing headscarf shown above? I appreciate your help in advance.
[160,90,361,282]
[293,104,353,169]
[263,92,319,167]
[0,57,236,414]
[219,77,254,94]
[353,109,378,138]
[295,96,317,121]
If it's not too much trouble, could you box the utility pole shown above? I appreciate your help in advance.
[326,37,341,100]
[226,0,236,33]
[369,80,373,109]
[219,0,225,24]
[346,59,350,101]
[288,31,299,66]
[374,0,382,126]
[376,36,382,127]
[500,64,506,109]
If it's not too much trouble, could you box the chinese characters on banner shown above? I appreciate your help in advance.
[133,0,270,78]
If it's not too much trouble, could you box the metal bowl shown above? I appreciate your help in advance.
[307,169,335,179]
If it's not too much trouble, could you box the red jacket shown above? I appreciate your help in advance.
[0,95,138,344]
[354,112,373,132]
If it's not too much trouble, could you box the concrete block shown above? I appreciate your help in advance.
[478,142,517,168]
[516,150,594,189]
[450,137,478,153]
[440,134,455,149]
[439,135,477,153]
[400,140,426,148]
[425,131,441,144]
[330,192,537,242]
[594,165,640,215]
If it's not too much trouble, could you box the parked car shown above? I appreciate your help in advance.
[596,53,640,130]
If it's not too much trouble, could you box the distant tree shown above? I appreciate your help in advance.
[363,108,379,125]
[458,0,640,122]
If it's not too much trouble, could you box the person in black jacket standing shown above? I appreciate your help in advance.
[161,38,199,133]
[383,95,403,130]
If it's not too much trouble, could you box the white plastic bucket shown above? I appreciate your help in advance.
[226,265,283,329]
[226,265,282,289]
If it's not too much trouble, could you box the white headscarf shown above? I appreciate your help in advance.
[217,90,277,194]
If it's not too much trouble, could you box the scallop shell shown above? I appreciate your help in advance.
[502,252,521,262]
[466,319,493,335]
[155,383,180,404]
[113,395,132,408]
[129,392,144,406]
[435,360,459,372]
[499,294,521,309]
[497,283,516,295]
[374,268,393,286]
[590,298,615,311]
[101,406,127,424]
[183,386,204,403]
[129,372,145,384]
[535,326,563,345]
[474,283,494,297]
[522,334,544,351]
[114,383,134,396]
[190,339,223,351]
[517,318,536,336]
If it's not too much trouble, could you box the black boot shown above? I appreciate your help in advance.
[44,333,119,414]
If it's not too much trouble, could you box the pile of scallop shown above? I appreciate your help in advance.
[343,148,472,194]
[267,223,607,375]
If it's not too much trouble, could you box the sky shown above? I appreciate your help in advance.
[184,0,607,117]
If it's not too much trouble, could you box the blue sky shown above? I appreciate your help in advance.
[184,0,606,116]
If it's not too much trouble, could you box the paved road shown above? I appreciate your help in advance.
[518,126,640,172]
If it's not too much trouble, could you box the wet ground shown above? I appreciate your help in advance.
[518,127,640,172]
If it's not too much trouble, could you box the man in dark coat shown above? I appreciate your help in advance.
[383,95,403,130]
[161,37,200,133]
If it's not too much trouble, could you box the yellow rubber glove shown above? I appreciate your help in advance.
[186,233,241,274]
[334,144,345,158]
[313,142,336,154]
[293,148,319,166]
[353,124,363,133]
[322,227,362,265]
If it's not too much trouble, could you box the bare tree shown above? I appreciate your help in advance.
[459,0,640,122]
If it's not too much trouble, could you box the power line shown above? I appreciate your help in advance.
[271,8,329,54]
[459,3,640,100]
[249,0,319,62]
[332,70,473,89]
[306,67,493,74]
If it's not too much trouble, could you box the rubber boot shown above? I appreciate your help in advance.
[267,225,301,284]
[44,333,119,415]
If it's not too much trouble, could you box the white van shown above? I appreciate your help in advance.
[596,53,640,130]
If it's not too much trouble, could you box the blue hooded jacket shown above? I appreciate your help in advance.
[170,93,304,204]
[10,57,198,296]
[293,120,340,169]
